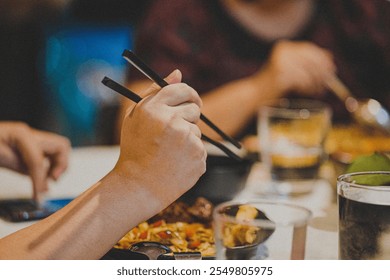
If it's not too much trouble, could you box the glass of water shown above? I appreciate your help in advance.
[338,171,390,259]
[258,98,332,195]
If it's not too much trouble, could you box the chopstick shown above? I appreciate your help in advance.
[101,76,243,161]
[102,77,142,103]
[326,75,352,101]
[122,49,242,150]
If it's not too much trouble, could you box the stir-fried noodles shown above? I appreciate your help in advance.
[115,219,215,256]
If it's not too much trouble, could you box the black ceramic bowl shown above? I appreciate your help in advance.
[180,155,255,204]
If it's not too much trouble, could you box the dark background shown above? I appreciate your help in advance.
[0,0,152,145]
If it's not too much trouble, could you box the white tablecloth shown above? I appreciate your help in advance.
[0,146,338,259]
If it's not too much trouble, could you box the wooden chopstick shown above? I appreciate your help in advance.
[101,76,243,162]
[122,49,242,150]
[326,75,352,101]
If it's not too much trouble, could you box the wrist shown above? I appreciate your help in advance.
[101,167,166,221]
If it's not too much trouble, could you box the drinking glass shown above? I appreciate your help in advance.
[213,200,312,260]
[338,171,390,259]
[258,98,332,195]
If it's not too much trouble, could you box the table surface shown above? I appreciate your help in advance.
[0,146,338,259]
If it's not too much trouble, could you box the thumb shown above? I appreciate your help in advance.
[164,69,182,85]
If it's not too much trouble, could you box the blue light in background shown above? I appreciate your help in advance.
[43,24,132,146]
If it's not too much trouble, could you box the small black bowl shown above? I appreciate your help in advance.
[180,155,254,204]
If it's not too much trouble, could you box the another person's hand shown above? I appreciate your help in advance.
[115,69,206,204]
[260,40,336,98]
[0,122,70,200]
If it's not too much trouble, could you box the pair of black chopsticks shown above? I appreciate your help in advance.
[102,49,242,161]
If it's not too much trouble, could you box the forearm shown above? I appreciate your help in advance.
[0,71,205,260]
[200,40,340,140]
[0,170,164,260]
[199,70,281,139]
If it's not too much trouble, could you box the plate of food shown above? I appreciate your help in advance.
[101,197,216,260]
[325,124,390,165]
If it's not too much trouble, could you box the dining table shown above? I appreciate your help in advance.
[0,145,339,259]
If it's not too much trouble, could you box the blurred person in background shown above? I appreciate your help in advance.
[120,0,390,141]
[0,70,207,259]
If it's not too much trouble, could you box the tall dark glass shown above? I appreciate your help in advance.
[338,172,390,259]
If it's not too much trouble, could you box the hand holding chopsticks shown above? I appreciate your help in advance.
[102,50,242,161]
[102,76,243,161]
[121,50,242,150]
